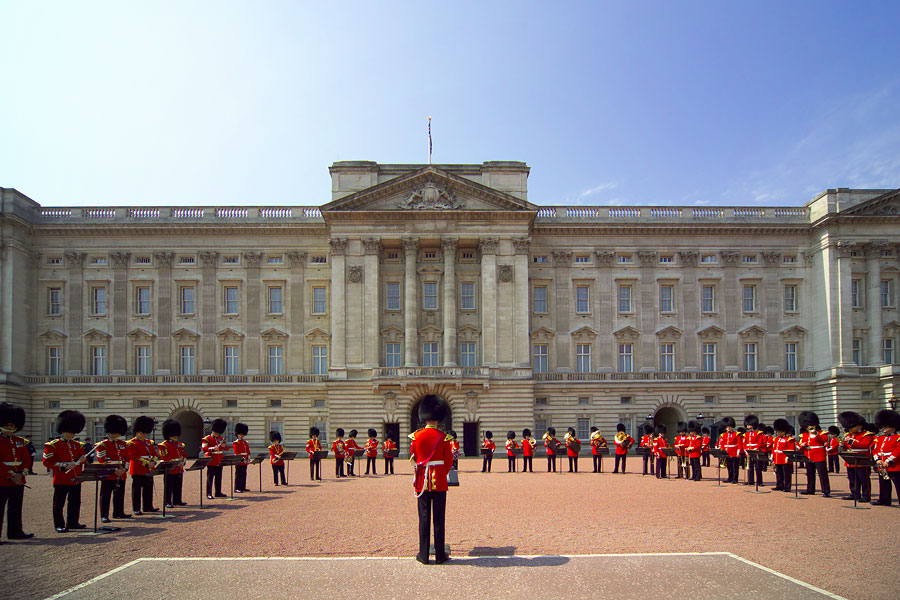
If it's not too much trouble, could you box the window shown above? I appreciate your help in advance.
[267,286,283,314]
[91,346,107,375]
[576,418,590,440]
[268,421,284,443]
[534,418,547,434]
[618,285,632,313]
[48,347,62,376]
[179,256,195,265]
[787,394,797,403]
[574,255,590,264]
[312,345,327,374]
[91,287,107,315]
[704,395,716,404]
[135,256,151,265]
[783,255,797,264]
[224,286,239,314]
[578,396,590,405]
[701,285,716,313]
[267,345,284,375]
[701,343,717,372]
[533,255,548,264]
[224,345,240,375]
[746,394,758,404]
[742,285,756,313]
[460,282,475,310]
[535,397,548,406]
[884,338,895,365]
[659,255,673,264]
[223,255,239,265]
[90,256,107,265]
[852,339,862,365]
[701,254,716,264]
[180,286,195,314]
[385,283,401,311]
[93,420,105,440]
[269,399,282,407]
[742,255,757,264]
[620,396,632,404]
[617,254,633,264]
[179,346,195,375]
[48,400,60,409]
[461,251,475,261]
[423,282,438,311]
[48,287,62,315]
[225,399,238,408]
[423,251,436,260]
[576,344,592,373]
[784,285,797,312]
[423,342,439,367]
[575,285,590,313]
[533,286,548,313]
[785,342,797,371]
[314,400,326,408]
[617,343,633,372]
[312,287,327,314]
[384,343,401,368]
[533,344,548,373]
[136,399,149,409]
[659,285,674,313]
[311,256,327,264]
[851,279,861,308]
[460,342,476,367]
[47,257,62,265]
[743,342,758,371]
[267,255,283,265]
[881,279,895,307]
[135,286,151,315]
[659,342,675,372]
[386,251,400,261]
[136,345,151,375]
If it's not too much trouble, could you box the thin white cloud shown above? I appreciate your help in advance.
[578,181,618,198]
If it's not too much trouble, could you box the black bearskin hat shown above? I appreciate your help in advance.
[547,427,556,436]
[721,416,736,429]
[616,423,626,432]
[309,427,319,437]
[798,411,820,430]
[485,430,493,439]
[875,409,900,430]
[827,425,840,435]
[0,402,26,432]
[104,414,128,436]
[417,394,449,422]
[449,430,457,439]
[738,427,747,434]
[567,427,576,435]
[764,426,775,436]
[367,428,377,438]
[644,423,654,435]
[865,422,879,434]
[234,422,249,436]
[348,429,358,438]
[744,414,759,429]
[701,426,710,435]
[838,411,865,430]
[773,418,790,433]
[507,430,516,440]
[211,418,227,434]
[787,426,796,436]
[162,419,181,439]
[655,424,667,435]
[590,426,598,433]
[688,420,701,434]
[676,421,687,433]
[335,428,345,437]
[270,430,282,443]
[522,428,532,438]
[133,415,155,434]
[56,410,86,434]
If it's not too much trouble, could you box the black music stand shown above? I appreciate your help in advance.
[746,450,770,494]
[594,447,609,472]
[186,456,212,508]
[280,451,299,484]
[350,448,364,476]
[661,448,677,480]
[220,454,245,500]
[635,447,650,476]
[710,449,728,486]
[551,443,566,475]
[383,449,397,458]
[510,447,524,455]
[151,460,181,518]
[250,453,267,492]
[74,463,121,535]
[839,453,877,510]
[783,450,809,500]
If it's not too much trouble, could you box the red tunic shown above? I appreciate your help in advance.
[505,439,519,457]
[674,434,686,458]
[410,426,453,494]
[126,437,159,476]
[382,440,397,456]
[331,439,345,459]
[591,435,607,456]
[842,431,875,468]
[639,434,652,450]
[344,438,361,458]
[873,433,900,472]
[743,430,763,452]
[364,437,378,458]
[305,438,321,458]
[701,435,711,452]
[232,438,250,464]
[201,434,226,467]
[43,438,85,485]
[565,436,580,457]
[718,430,742,458]
[96,438,128,481]
[614,434,634,456]
[798,430,828,463]
[652,435,668,458]
[482,439,496,453]
[269,443,285,465]
[522,437,536,457]
[544,436,559,456]
[450,439,460,460]
[685,434,703,459]
[0,433,29,487]
[771,435,795,465]
[826,437,840,456]
[158,440,186,475]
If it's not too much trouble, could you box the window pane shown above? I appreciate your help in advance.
[618,286,631,313]
[460,282,475,310]
[268,287,283,314]
[423,282,438,310]
[312,345,327,374]
[576,344,591,373]
[181,287,195,314]
[385,343,401,368]
[659,342,674,371]
[49,288,61,314]
[785,343,797,371]
[460,342,476,367]
[224,345,239,375]
[385,283,400,310]
[48,347,62,376]
[268,345,284,375]
[743,343,757,371]
[93,288,106,314]
[533,286,547,313]
[533,344,548,373]
[702,343,716,372]
[225,287,239,314]
[136,287,150,314]
[702,285,714,312]
[784,285,796,312]
[180,346,195,375]
[617,343,633,372]
[743,286,755,312]
[423,342,439,367]
[313,287,327,314]
[576,286,589,313]
[660,285,673,313]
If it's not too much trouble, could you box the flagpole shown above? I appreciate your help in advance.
[428,116,432,164]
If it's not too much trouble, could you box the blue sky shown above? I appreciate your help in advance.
[2,2,899,208]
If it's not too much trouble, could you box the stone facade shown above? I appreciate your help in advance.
[1,163,899,457]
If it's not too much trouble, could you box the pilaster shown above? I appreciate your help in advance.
[244,251,262,374]
[480,238,500,366]
[403,238,419,366]
[199,251,218,373]
[441,238,458,366]
[363,238,382,368]
[154,251,174,373]
[64,252,85,374]
[110,251,129,374]
[329,238,347,375]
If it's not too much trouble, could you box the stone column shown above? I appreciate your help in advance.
[64,252,86,374]
[403,238,419,366]
[110,252,130,374]
[244,251,262,374]
[480,238,499,367]
[762,251,782,369]
[720,250,740,369]
[552,250,572,370]
[595,250,616,370]
[154,252,174,373]
[866,242,886,365]
[442,238,458,366]
[363,238,382,368]
[199,251,218,373]
[286,251,306,374]
[513,237,531,367]
[638,251,658,371]
[678,251,699,369]
[835,241,856,367]
[329,238,347,374]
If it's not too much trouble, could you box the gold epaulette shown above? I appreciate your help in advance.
[444,433,454,441]
[21,436,30,444]
[46,438,60,446]
[408,431,417,441]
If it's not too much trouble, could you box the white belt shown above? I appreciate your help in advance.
[807,446,824,449]
[414,461,446,499]
[2,461,21,466]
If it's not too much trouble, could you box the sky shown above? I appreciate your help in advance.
[2,2,900,209]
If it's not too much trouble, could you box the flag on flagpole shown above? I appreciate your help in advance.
[428,116,432,164]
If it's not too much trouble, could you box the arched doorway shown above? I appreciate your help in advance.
[410,395,453,435]
[653,406,685,445]
[172,410,203,458]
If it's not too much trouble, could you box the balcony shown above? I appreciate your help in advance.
[23,374,329,385]
[36,205,324,225]
[372,366,491,379]
[535,205,809,224]
[533,370,816,382]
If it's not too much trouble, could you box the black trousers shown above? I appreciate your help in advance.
[131,474,155,511]
[774,463,793,491]
[0,485,26,537]
[100,478,126,518]
[384,457,394,474]
[827,454,840,473]
[613,454,626,473]
[595,455,604,473]
[310,458,321,480]
[508,456,516,472]
[366,456,377,475]
[642,454,654,475]
[676,457,687,479]
[847,467,871,501]
[273,464,287,484]
[206,465,223,495]
[747,459,765,485]
[334,459,345,478]
[164,473,183,505]
[417,491,447,560]
[725,457,740,483]
[547,455,556,472]
[235,465,248,491]
[52,484,82,528]
[805,461,830,495]
[482,455,493,472]
[347,457,356,476]
[568,456,578,472]
[522,456,533,472]
[655,457,667,478]
[878,470,900,505]
[690,457,702,481]
[702,450,710,467]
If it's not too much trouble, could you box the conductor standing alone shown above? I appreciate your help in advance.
[409,394,453,565]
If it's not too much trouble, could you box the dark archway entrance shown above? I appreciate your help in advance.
[173,410,203,458]
[410,396,452,435]
[653,406,684,445]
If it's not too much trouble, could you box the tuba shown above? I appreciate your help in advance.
[616,431,627,444]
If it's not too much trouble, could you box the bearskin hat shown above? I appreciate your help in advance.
[798,411,820,430]
[827,425,840,435]
[507,430,516,440]
[865,422,879,434]
[335,428,345,438]
[0,402,26,432]
[616,423,626,432]
[348,429,358,438]
[787,426,796,436]
[234,422,249,436]
[655,424,667,435]
[309,426,320,437]
[590,426,598,433]
[547,427,556,436]
[522,428,532,438]
[485,430,493,439]
[162,419,181,440]
[104,414,128,436]
[688,420,701,434]
[721,416,736,429]
[838,411,865,430]
[270,430,282,443]
[417,394,449,422]
[773,418,790,433]
[133,415,155,434]
[676,421,687,433]
[874,409,900,430]
[744,414,759,429]
[701,426,710,435]
[764,425,775,436]
[567,427,576,435]
[56,410,86,434]
[367,428,377,438]
[211,418,227,434]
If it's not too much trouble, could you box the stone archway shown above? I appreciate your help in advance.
[171,409,203,458]
[410,394,453,434]
[653,405,686,445]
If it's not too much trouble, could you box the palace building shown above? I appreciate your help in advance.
[1,161,899,456]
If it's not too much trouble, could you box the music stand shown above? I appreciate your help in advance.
[74,463,121,535]
[186,456,212,508]
[383,449,398,458]
[551,443,566,475]
[349,448,364,476]
[746,450,770,494]
[151,461,181,518]
[783,450,809,500]
[250,453,267,492]
[839,453,877,510]
[661,448,677,480]
[635,447,650,476]
[220,454,246,499]
[710,449,728,486]
[510,447,524,455]
[279,451,299,484]
[448,468,460,487]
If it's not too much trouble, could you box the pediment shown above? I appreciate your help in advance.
[612,326,639,340]
[458,325,481,343]
[305,328,331,341]
[380,325,404,336]
[320,166,537,214]
[884,320,900,333]
[39,328,67,342]
[530,326,556,340]
[697,325,725,339]
[780,325,807,338]
[418,324,443,335]
[842,188,900,216]
[216,327,245,340]
[572,326,599,339]
[260,327,289,340]
[738,325,767,338]
[655,325,683,338]
[83,328,111,341]
[172,327,200,341]
[127,327,156,340]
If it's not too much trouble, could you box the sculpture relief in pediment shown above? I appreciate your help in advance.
[399,180,463,210]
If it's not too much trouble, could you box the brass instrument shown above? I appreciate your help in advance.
[542,432,551,442]
[876,459,890,481]
[615,431,627,444]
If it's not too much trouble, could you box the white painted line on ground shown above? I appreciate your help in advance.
[43,559,145,600]
[725,553,848,600]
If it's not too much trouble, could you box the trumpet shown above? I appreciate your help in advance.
[876,460,890,480]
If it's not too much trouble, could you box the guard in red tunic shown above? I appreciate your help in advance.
[232,422,250,493]
[543,427,559,473]
[449,430,460,471]
[701,427,712,467]
[409,395,454,565]
[797,411,830,497]
[126,416,160,515]
[653,424,668,479]
[201,418,228,498]
[505,431,519,472]
[839,411,875,502]
[564,427,580,473]
[590,426,608,473]
[345,430,361,477]
[872,409,900,506]
[612,423,634,474]
[306,427,322,481]
[771,419,795,492]
[331,428,346,478]
[638,424,654,476]
[269,430,287,485]
[44,410,88,532]
[481,431,495,473]
[158,419,187,507]
[96,415,130,522]
[686,421,704,481]
[673,422,688,479]
[364,428,379,475]
[0,402,34,541]
[717,417,742,484]
[826,426,841,473]
[382,436,397,474]
[521,428,536,473]
[743,415,765,487]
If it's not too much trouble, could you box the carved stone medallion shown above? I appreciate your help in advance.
[399,180,461,210]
